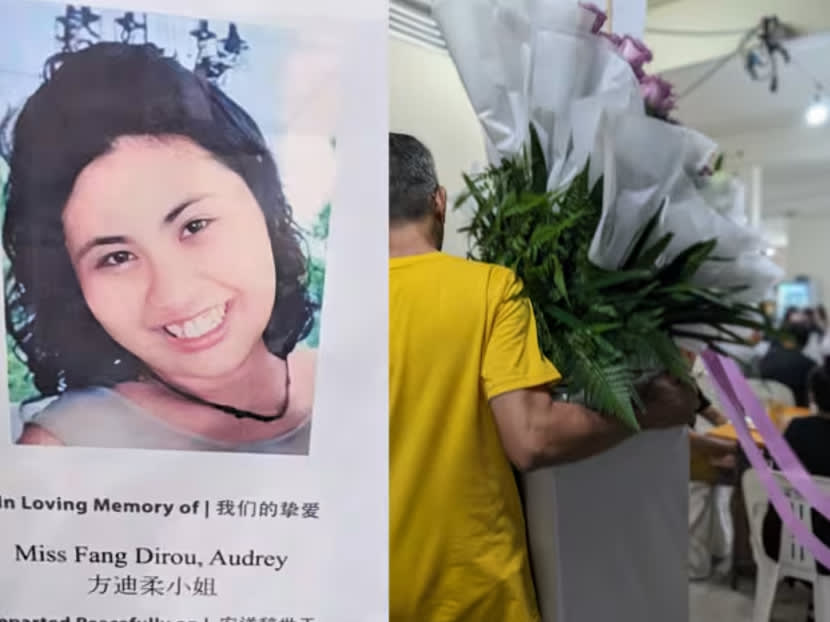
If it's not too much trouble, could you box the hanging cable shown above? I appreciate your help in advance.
[676,26,760,99]
[753,16,790,92]
[646,26,753,37]
[676,51,738,99]
[655,15,794,99]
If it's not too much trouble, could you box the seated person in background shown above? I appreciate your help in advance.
[803,307,824,365]
[817,305,828,335]
[688,385,737,580]
[762,361,830,571]
[781,306,804,325]
[819,306,830,361]
[689,396,736,471]
[687,353,737,469]
[805,307,825,338]
[759,321,818,407]
[719,329,768,379]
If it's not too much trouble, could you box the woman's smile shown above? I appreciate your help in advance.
[162,301,228,339]
[160,300,232,353]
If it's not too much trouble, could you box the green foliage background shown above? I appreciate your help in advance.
[0,158,33,404]
[303,202,331,350]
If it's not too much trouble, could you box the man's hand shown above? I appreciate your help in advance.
[700,405,728,427]
[637,373,698,430]
[490,386,632,471]
[689,431,738,468]
[705,437,738,470]
[710,451,737,470]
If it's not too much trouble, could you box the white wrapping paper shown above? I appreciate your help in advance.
[433,0,781,297]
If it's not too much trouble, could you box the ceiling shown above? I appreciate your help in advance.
[391,1,830,71]
[663,31,830,223]
[666,32,830,139]
[389,0,830,229]
[646,0,830,72]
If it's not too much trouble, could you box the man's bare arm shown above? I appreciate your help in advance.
[491,375,697,471]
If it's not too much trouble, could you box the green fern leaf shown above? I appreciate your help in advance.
[568,343,639,430]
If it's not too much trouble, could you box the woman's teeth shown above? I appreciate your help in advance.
[164,304,226,339]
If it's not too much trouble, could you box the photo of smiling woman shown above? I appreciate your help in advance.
[3,41,322,454]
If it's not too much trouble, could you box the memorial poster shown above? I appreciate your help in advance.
[0,0,387,619]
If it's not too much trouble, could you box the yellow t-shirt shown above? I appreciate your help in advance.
[390,251,561,622]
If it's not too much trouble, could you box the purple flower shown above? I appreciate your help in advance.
[617,35,653,79]
[640,75,676,118]
[579,2,607,34]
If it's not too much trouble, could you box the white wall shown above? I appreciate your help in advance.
[786,216,830,303]
[389,35,485,258]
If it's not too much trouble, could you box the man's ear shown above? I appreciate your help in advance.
[434,186,448,223]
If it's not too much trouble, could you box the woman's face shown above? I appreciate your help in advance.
[62,135,277,385]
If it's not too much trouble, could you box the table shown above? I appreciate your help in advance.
[707,423,764,446]
[706,406,811,447]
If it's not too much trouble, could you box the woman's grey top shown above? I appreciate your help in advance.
[27,386,310,455]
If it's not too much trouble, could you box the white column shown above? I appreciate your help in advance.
[608,0,648,39]
[750,164,763,229]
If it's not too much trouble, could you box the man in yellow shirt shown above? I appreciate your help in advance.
[389,133,698,621]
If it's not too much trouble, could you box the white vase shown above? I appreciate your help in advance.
[522,427,689,622]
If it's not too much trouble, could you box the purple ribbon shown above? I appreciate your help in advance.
[700,350,830,568]
[706,351,830,517]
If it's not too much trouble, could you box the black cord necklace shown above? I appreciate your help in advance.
[151,358,291,423]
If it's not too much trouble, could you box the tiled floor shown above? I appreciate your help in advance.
[690,575,812,621]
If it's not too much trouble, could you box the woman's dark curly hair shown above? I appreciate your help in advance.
[3,42,315,397]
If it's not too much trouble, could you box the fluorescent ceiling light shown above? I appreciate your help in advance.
[806,99,829,127]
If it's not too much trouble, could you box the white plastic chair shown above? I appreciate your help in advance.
[742,468,830,621]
